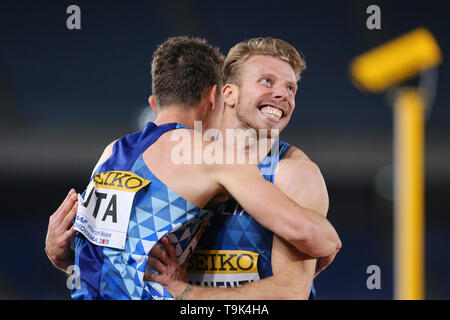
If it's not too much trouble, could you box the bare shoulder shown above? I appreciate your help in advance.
[278,145,323,177]
[105,139,118,154]
[101,139,119,162]
[91,139,118,175]
[275,145,329,216]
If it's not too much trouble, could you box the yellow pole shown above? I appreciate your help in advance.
[394,88,425,300]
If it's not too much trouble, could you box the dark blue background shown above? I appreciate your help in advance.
[0,0,448,299]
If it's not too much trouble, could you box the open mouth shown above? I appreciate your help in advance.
[258,104,285,121]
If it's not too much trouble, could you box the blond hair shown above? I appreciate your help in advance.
[223,37,306,85]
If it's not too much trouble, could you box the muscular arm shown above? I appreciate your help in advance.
[210,158,340,260]
[147,237,314,300]
[189,153,330,299]
[269,148,332,298]
[183,240,316,300]
[147,149,339,299]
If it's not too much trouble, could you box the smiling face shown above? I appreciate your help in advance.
[230,55,298,134]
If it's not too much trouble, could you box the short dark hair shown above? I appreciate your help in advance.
[151,36,224,110]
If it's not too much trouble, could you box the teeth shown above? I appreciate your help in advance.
[260,106,282,120]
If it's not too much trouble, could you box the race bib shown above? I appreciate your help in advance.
[74,171,150,250]
[186,250,260,287]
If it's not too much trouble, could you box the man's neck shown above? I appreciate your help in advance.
[154,105,204,130]
[221,106,275,158]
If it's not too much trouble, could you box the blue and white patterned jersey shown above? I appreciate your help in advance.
[185,140,316,299]
[72,122,210,300]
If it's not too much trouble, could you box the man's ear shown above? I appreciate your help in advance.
[148,95,158,115]
[223,83,238,108]
[208,85,219,110]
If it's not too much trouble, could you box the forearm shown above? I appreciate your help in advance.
[185,276,309,300]
[45,248,75,275]
[184,241,317,300]
[51,259,75,275]
[219,168,340,259]
[292,207,341,259]
[240,192,340,259]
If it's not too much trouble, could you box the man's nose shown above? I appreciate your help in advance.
[272,85,289,101]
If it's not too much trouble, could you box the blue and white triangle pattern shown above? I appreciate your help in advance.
[101,155,212,300]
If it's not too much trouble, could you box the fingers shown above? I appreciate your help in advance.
[62,201,78,230]
[148,257,166,273]
[181,260,189,271]
[150,245,171,266]
[63,192,79,218]
[55,189,75,216]
[145,238,181,285]
[52,189,77,223]
[148,256,165,273]
[143,271,160,282]
[160,237,178,261]
[63,225,77,242]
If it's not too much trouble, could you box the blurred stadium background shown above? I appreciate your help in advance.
[0,0,448,299]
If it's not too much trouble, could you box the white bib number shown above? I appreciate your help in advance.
[74,171,150,250]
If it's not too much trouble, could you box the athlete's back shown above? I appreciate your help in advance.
[73,122,220,299]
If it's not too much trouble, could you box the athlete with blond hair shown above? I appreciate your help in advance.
[45,37,340,300]
[145,37,334,299]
